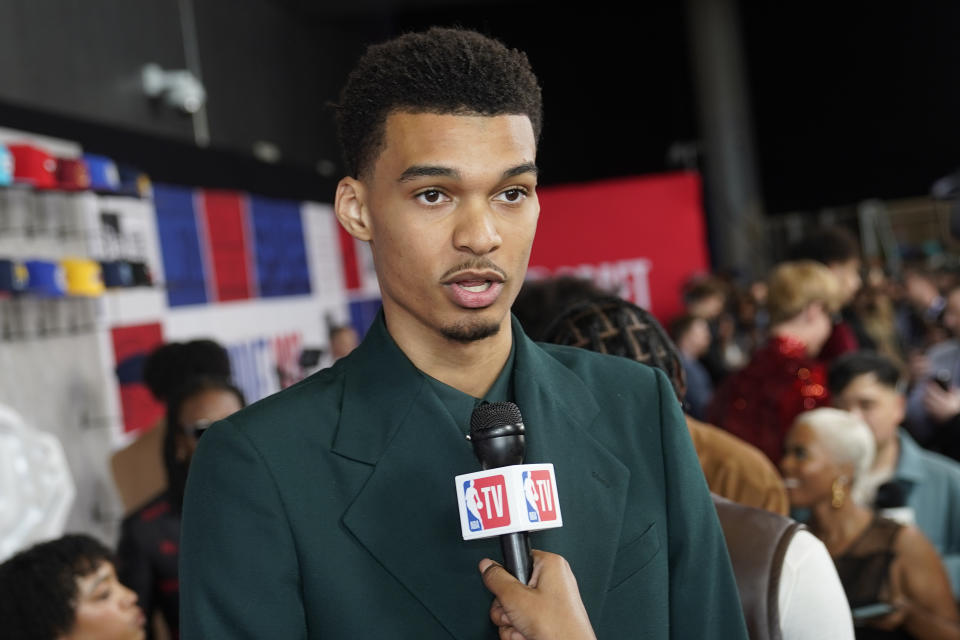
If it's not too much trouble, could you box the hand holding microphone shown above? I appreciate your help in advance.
[479,549,596,640]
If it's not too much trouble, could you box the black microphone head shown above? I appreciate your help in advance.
[470,401,523,434]
[469,401,526,469]
[874,481,906,509]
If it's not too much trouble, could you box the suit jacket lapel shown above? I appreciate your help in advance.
[512,323,631,619]
[332,314,630,637]
[333,316,500,638]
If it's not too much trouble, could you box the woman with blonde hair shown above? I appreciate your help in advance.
[781,407,960,639]
[708,260,845,463]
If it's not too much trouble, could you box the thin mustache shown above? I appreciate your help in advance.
[440,259,507,282]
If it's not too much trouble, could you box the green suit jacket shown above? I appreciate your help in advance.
[180,315,747,639]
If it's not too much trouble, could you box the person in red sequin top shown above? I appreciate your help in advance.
[708,261,844,464]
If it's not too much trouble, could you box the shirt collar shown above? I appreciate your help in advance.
[895,428,927,484]
[423,335,516,436]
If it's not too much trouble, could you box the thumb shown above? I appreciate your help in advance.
[479,558,525,599]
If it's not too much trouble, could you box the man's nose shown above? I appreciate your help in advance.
[121,584,138,606]
[453,199,501,255]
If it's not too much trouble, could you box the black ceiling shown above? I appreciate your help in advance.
[0,1,957,213]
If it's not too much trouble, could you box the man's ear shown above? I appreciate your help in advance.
[894,392,907,425]
[334,177,372,242]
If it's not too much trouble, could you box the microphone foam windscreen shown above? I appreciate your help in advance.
[874,481,906,509]
[470,401,523,435]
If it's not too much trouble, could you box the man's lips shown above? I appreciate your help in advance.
[443,271,505,308]
[440,270,505,286]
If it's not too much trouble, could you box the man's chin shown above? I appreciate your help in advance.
[440,319,502,343]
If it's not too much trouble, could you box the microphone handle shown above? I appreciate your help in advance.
[500,532,533,584]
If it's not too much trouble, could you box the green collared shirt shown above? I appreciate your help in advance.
[424,340,516,437]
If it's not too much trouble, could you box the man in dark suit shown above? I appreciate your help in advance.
[180,27,747,639]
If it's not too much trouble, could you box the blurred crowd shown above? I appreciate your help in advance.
[5,224,960,639]
[513,225,960,639]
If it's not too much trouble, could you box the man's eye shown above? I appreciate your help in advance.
[415,189,448,204]
[496,188,528,203]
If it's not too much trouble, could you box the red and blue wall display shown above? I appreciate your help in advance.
[249,196,311,298]
[154,185,312,307]
[200,190,255,302]
[154,184,209,307]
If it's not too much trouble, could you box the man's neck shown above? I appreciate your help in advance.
[872,435,900,476]
[385,313,513,398]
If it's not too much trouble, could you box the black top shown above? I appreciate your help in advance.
[116,491,181,639]
[834,515,911,640]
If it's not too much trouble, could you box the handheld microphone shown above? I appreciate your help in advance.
[468,401,533,584]
[875,481,914,525]
[874,481,905,510]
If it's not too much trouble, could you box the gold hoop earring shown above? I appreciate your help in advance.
[831,478,846,509]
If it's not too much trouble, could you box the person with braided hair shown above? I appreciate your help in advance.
[540,294,856,640]
[540,295,788,515]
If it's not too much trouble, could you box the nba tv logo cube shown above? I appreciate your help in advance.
[456,464,563,541]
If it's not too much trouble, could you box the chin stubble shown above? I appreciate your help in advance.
[440,320,502,343]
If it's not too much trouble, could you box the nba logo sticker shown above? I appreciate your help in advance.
[456,464,562,540]
[463,475,511,531]
[522,470,558,523]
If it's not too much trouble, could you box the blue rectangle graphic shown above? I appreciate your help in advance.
[153,184,208,307]
[249,196,311,297]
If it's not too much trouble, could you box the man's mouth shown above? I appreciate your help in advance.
[457,279,494,293]
[444,274,505,308]
[782,478,800,489]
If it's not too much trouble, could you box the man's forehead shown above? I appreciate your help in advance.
[376,111,536,172]
[76,562,112,593]
[846,372,897,395]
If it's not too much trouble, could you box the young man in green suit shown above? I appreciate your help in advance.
[180,27,748,639]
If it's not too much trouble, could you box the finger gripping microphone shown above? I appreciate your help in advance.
[469,401,533,584]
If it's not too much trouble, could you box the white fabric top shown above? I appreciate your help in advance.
[0,403,75,562]
[778,529,855,640]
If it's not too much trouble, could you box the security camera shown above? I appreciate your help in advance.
[142,63,207,114]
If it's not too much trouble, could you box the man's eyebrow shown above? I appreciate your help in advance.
[398,166,460,182]
[397,163,538,183]
[502,163,538,180]
[82,570,111,595]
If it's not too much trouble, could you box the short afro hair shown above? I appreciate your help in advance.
[0,534,113,640]
[335,26,543,178]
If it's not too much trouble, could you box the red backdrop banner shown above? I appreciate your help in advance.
[529,171,710,322]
